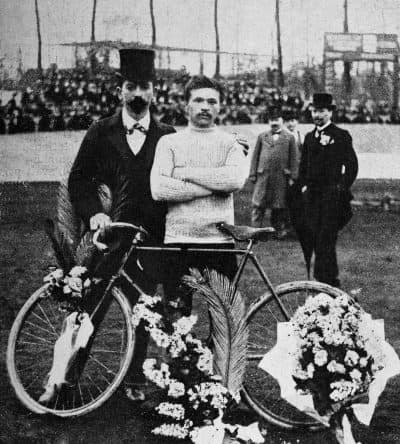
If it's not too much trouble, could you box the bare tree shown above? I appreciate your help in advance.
[34,0,42,73]
[150,0,156,46]
[275,0,284,87]
[214,0,220,78]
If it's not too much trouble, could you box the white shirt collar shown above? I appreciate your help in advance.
[316,120,332,132]
[122,107,151,131]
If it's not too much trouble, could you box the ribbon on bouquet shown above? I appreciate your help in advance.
[190,414,265,444]
[39,311,94,403]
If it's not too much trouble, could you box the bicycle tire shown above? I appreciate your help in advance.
[7,284,134,417]
[242,280,348,431]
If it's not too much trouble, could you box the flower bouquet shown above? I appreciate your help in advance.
[132,269,265,444]
[259,292,400,444]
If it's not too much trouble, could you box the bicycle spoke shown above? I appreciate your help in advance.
[25,320,58,338]
[17,340,50,348]
[88,356,116,376]
[91,349,124,354]
[77,381,84,406]
[85,373,103,395]
[17,361,45,373]
[37,303,58,336]
[25,372,44,390]
[19,330,54,345]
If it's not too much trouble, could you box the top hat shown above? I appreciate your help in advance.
[312,93,335,110]
[118,48,156,82]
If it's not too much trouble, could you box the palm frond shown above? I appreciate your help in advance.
[94,157,131,222]
[75,231,99,271]
[183,269,248,396]
[56,182,82,252]
[44,218,75,271]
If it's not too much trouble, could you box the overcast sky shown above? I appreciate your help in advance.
[1,0,400,75]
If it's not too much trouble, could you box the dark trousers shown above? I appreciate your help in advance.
[306,193,340,287]
[162,243,238,316]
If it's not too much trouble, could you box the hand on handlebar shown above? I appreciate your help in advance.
[92,222,149,252]
[90,213,112,231]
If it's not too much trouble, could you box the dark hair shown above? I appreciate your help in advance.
[184,75,224,102]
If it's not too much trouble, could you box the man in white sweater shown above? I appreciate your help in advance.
[151,75,248,315]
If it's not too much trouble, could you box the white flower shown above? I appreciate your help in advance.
[44,268,64,284]
[307,363,315,378]
[69,265,87,277]
[150,328,171,348]
[138,294,162,307]
[327,360,346,374]
[167,380,186,398]
[314,349,328,366]
[330,380,358,401]
[197,347,213,374]
[359,357,368,368]
[350,369,362,382]
[293,366,309,380]
[173,315,198,336]
[152,423,190,439]
[65,276,83,293]
[143,359,171,388]
[156,402,185,420]
[344,350,360,367]
[169,334,187,357]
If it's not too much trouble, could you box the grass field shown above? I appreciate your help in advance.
[1,179,400,444]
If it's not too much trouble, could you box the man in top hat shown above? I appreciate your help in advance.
[295,93,358,287]
[68,48,175,400]
[249,108,298,238]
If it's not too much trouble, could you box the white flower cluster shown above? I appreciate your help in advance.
[156,402,186,420]
[188,382,230,410]
[291,292,379,413]
[131,303,162,329]
[152,420,193,439]
[44,266,91,298]
[143,359,171,389]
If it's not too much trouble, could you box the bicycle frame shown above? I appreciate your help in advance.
[91,235,291,321]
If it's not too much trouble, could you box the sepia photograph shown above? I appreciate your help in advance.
[1,1,400,443]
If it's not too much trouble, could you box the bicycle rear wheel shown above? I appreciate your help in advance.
[242,280,347,431]
[7,285,134,417]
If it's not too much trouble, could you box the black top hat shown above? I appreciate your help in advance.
[118,48,156,82]
[312,93,335,110]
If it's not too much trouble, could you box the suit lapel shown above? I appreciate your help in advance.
[107,111,135,163]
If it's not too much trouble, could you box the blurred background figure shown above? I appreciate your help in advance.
[249,108,298,239]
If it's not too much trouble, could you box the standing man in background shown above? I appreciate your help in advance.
[296,93,358,287]
[151,75,248,317]
[283,110,304,154]
[249,109,298,239]
[68,48,175,401]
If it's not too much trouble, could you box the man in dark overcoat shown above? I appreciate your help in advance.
[249,109,298,238]
[68,48,175,401]
[296,93,358,287]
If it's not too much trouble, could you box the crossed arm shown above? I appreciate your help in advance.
[151,140,248,202]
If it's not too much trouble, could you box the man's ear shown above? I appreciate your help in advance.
[116,86,122,99]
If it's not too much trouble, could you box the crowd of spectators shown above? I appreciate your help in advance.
[1,66,399,135]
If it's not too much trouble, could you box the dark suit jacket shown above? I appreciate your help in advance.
[68,110,175,243]
[296,123,358,230]
[298,123,358,191]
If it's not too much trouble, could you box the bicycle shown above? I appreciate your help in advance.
[7,221,348,430]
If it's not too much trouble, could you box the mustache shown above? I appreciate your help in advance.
[126,96,148,113]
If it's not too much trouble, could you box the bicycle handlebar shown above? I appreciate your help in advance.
[92,222,149,252]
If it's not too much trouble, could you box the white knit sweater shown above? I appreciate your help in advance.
[150,125,248,243]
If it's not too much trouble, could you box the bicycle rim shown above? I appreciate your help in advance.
[7,285,134,417]
[242,280,347,431]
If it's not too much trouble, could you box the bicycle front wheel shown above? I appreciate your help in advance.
[7,285,134,417]
[242,280,347,431]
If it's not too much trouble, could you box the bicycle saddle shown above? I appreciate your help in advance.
[216,222,275,242]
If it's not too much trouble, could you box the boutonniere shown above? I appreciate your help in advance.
[320,133,334,146]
